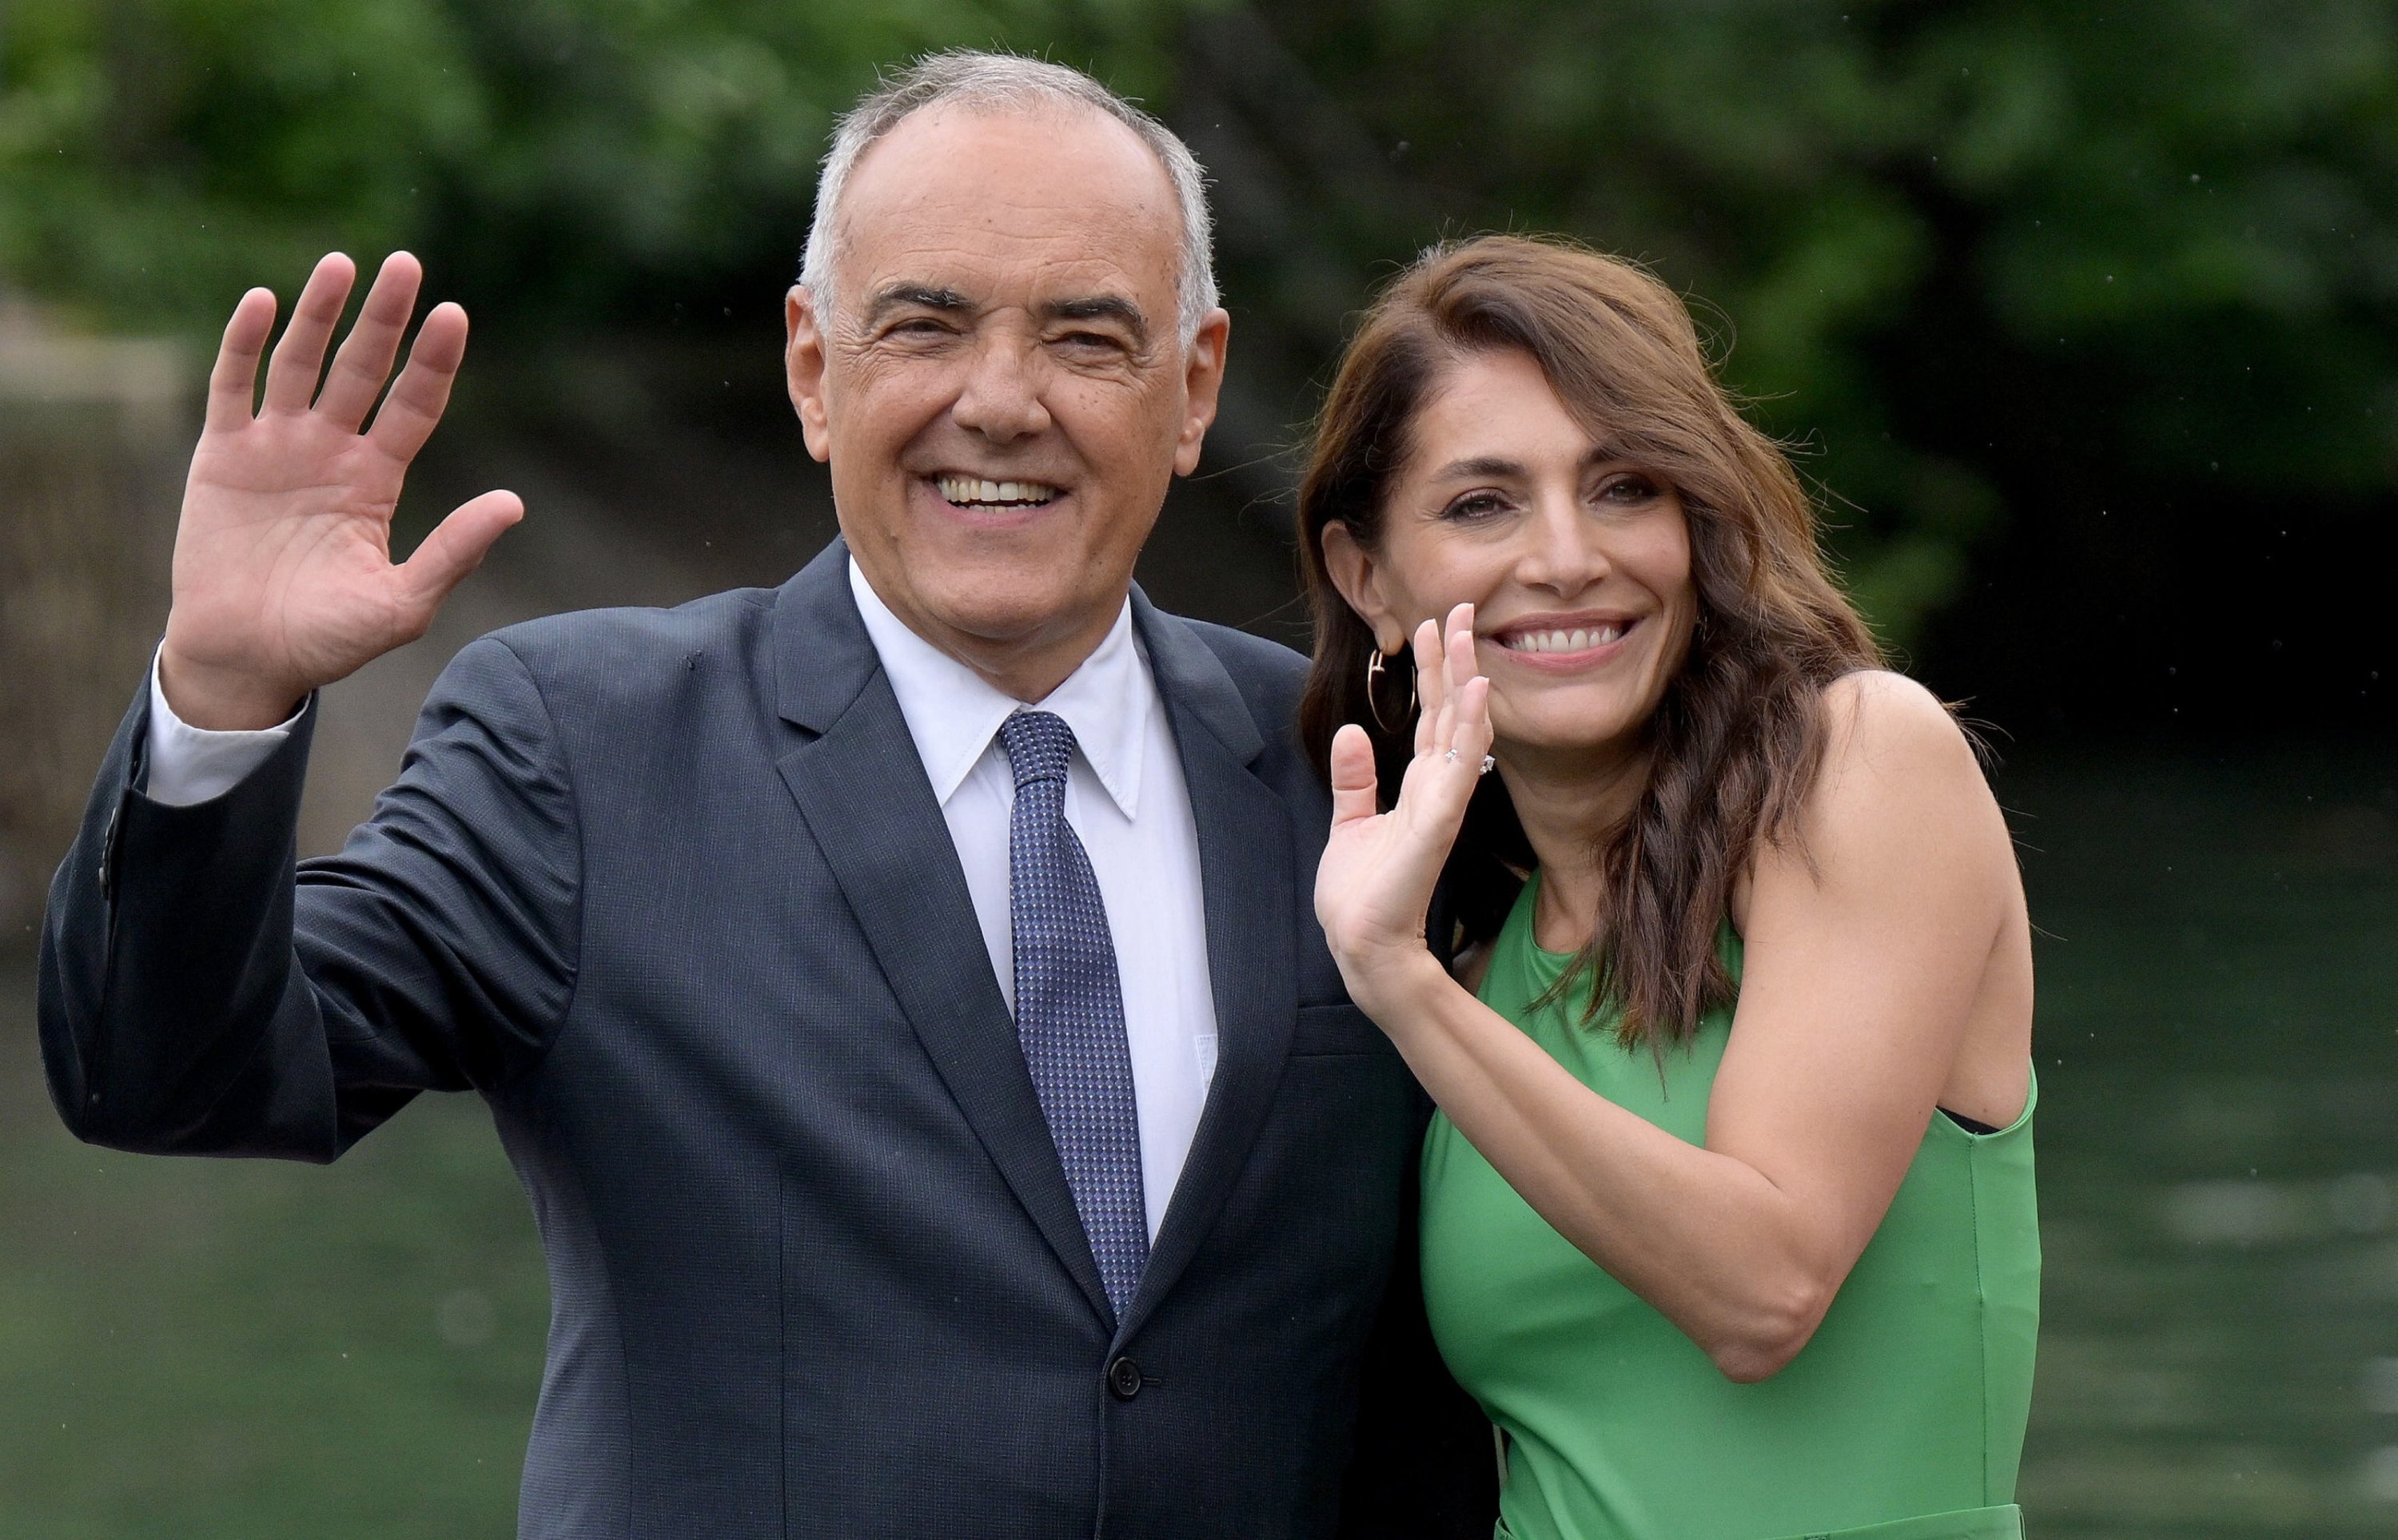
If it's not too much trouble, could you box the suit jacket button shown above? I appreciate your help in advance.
[1106,1355,1144,1400]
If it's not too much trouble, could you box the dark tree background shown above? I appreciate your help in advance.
[6,0,2394,739]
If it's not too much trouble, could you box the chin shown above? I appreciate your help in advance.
[1493,698,1652,759]
[922,574,1085,643]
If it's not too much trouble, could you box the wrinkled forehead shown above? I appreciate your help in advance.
[830,103,1183,313]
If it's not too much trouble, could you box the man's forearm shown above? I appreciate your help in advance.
[40,683,342,1159]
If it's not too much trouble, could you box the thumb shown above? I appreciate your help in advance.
[1329,723,1381,829]
[395,488,523,623]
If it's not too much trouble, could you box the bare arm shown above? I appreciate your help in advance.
[1317,618,2022,1381]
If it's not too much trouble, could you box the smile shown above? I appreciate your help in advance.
[936,475,1061,509]
[1496,620,1632,655]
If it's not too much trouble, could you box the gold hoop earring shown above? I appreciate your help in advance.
[1363,645,1416,737]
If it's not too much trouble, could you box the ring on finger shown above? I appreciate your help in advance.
[1480,754,1497,776]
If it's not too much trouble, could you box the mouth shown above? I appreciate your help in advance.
[1488,614,1642,666]
[933,474,1063,511]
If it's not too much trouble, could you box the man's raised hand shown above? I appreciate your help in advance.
[157,252,522,729]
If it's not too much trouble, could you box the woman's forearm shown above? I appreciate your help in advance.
[1356,950,1849,1381]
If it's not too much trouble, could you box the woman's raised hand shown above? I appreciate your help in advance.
[1314,603,1495,1013]
[157,252,524,729]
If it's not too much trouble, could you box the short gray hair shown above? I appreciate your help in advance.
[799,50,1218,349]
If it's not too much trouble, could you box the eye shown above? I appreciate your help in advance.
[1438,489,1515,523]
[1595,472,1663,505]
[1052,328,1129,355]
[883,316,957,341]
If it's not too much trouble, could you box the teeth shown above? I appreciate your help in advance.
[938,475,1059,507]
[1503,624,1626,654]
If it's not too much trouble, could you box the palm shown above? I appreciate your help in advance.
[179,416,415,682]
[1313,607,1496,979]
[160,252,521,727]
[1316,755,1473,957]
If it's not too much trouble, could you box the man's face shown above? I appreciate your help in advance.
[786,104,1229,698]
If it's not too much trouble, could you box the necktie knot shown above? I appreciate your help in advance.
[998,710,1077,790]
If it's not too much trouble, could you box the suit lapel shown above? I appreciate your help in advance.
[769,543,1114,1327]
[1118,595,1298,1341]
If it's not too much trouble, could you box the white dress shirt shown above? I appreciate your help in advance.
[845,560,1217,1239]
[139,562,1221,1239]
[142,653,307,806]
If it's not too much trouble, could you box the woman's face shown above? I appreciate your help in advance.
[1324,347,1698,769]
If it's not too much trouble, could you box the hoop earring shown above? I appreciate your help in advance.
[1363,645,1417,737]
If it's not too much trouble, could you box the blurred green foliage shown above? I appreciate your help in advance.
[1211,1,2398,641]
[0,0,1133,328]
[3,0,2395,644]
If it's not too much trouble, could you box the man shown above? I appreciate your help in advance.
[40,51,1488,1538]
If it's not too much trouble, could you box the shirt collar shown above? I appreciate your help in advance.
[848,556,1151,818]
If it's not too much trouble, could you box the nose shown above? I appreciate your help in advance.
[1516,487,1609,597]
[950,332,1052,444]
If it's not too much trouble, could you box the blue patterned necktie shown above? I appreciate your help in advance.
[998,709,1149,1317]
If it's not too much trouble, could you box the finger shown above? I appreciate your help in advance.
[1443,610,1480,754]
[392,488,522,627]
[261,253,357,414]
[1444,603,1478,698]
[205,288,277,434]
[1412,617,1444,757]
[1390,721,1480,837]
[1455,675,1494,763]
[314,252,424,432]
[1421,616,1464,758]
[368,301,470,464]
[1416,682,1489,790]
[1328,723,1382,828]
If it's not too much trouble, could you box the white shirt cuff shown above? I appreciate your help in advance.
[142,651,306,806]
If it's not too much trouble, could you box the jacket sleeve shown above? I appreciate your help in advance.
[1334,1121,1500,1539]
[39,635,582,1161]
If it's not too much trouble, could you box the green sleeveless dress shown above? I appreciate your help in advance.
[1420,879,2038,1540]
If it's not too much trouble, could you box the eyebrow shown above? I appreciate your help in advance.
[858,285,1149,348]
[1429,454,1526,481]
[862,283,974,323]
[1427,444,1635,482]
[1041,295,1149,347]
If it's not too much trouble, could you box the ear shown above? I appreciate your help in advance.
[785,285,831,464]
[1171,307,1231,477]
[1320,521,1406,655]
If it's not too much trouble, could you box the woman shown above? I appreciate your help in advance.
[1301,236,2037,1540]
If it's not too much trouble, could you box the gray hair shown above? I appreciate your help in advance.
[799,50,1218,350]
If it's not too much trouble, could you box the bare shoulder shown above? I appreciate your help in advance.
[1736,671,1999,926]
[1770,669,2012,899]
[1815,670,1986,800]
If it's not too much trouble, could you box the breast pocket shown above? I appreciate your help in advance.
[1288,1002,1400,1057]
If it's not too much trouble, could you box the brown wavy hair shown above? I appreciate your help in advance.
[1297,235,1885,1049]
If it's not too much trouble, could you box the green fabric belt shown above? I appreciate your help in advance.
[1499,1505,2025,1540]
[1771,1502,2026,1540]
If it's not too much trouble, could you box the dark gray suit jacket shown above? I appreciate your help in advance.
[40,539,1492,1538]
